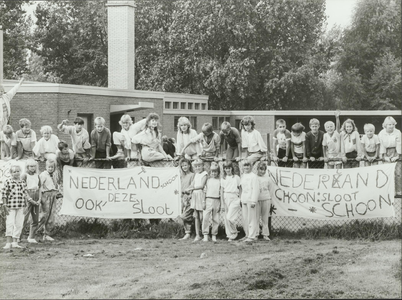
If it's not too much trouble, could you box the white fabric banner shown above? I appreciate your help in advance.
[59,166,181,219]
[267,164,396,220]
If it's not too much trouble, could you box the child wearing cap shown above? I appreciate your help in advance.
[202,162,221,242]
[290,122,308,168]
[57,117,91,166]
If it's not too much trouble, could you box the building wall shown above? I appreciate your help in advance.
[9,92,163,150]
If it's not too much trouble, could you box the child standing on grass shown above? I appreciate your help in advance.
[89,117,112,169]
[272,119,291,167]
[179,158,195,240]
[37,159,59,241]
[240,116,267,166]
[378,117,401,163]
[305,118,325,169]
[340,119,362,169]
[290,123,308,168]
[256,162,271,241]
[33,125,60,161]
[21,159,41,243]
[361,124,380,166]
[1,164,34,249]
[202,163,221,242]
[15,118,37,160]
[1,125,17,160]
[176,117,201,159]
[186,159,208,242]
[221,161,241,242]
[239,160,260,243]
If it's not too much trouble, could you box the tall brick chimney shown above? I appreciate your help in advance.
[106,1,135,90]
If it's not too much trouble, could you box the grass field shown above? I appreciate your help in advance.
[0,236,400,299]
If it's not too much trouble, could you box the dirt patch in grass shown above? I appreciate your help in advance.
[0,237,400,299]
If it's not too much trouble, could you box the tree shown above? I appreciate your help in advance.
[335,0,401,109]
[31,0,108,86]
[0,0,32,79]
[135,0,327,110]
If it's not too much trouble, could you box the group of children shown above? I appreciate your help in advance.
[272,113,401,169]
[1,111,400,247]
[179,158,272,243]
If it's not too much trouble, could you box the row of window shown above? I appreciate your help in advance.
[165,101,207,110]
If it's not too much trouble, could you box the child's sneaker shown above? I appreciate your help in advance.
[3,243,11,249]
[203,235,209,242]
[263,235,271,241]
[11,242,23,248]
[180,234,191,240]
[193,236,202,242]
[228,238,235,242]
[212,236,217,242]
[238,236,248,242]
[43,235,54,241]
[27,238,38,243]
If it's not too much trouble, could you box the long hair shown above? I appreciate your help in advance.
[145,113,161,138]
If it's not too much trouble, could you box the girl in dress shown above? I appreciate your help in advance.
[186,159,208,242]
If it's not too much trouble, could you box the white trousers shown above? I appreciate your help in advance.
[5,208,24,239]
[242,203,258,239]
[223,193,241,239]
[256,200,271,236]
[202,198,220,236]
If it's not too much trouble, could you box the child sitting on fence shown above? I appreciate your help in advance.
[240,116,267,166]
[220,161,241,242]
[305,118,325,169]
[186,158,208,242]
[256,162,271,241]
[176,117,201,160]
[89,117,112,169]
[21,159,40,244]
[1,164,34,249]
[361,123,380,166]
[15,118,37,160]
[33,125,60,162]
[57,117,91,165]
[37,159,59,241]
[1,125,17,160]
[323,117,342,169]
[272,119,291,167]
[378,116,401,163]
[131,113,170,162]
[239,160,260,243]
[182,122,220,161]
[340,118,362,168]
[179,158,195,240]
[202,162,221,242]
[290,122,308,168]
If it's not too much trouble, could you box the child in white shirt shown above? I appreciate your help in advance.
[256,162,271,241]
[361,123,380,166]
[240,116,267,166]
[33,125,59,161]
[202,163,221,242]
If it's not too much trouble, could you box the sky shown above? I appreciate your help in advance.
[24,0,359,31]
[325,0,359,30]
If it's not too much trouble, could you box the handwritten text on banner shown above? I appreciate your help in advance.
[268,164,396,219]
[59,166,181,219]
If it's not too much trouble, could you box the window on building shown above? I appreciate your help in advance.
[212,116,231,130]
[173,102,178,109]
[188,103,193,109]
[181,102,186,109]
[212,117,218,130]
[195,103,200,110]
[202,103,206,110]
[190,116,197,131]
[165,102,171,109]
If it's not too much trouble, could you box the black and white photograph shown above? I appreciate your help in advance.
[0,0,401,298]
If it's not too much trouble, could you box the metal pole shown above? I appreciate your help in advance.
[0,25,3,86]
